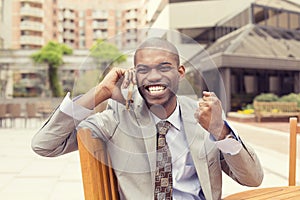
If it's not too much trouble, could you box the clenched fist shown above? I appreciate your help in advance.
[194,91,229,140]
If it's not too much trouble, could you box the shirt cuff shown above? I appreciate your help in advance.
[215,137,242,155]
[59,92,93,121]
[210,121,242,155]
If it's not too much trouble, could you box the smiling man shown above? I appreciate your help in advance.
[134,39,184,119]
[31,37,263,200]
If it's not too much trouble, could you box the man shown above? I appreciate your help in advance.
[31,37,263,200]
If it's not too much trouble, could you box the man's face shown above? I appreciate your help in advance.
[134,48,185,108]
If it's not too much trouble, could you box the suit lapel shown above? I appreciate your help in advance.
[179,97,213,200]
[134,96,157,188]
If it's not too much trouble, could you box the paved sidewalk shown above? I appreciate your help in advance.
[0,123,83,200]
[221,120,300,197]
[0,119,299,199]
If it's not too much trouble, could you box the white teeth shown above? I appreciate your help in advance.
[148,86,165,93]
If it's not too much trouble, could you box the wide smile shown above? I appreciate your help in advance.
[145,84,167,95]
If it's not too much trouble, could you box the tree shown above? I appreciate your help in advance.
[31,41,73,97]
[90,39,127,71]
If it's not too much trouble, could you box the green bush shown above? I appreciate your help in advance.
[254,93,279,102]
[243,103,254,110]
[278,93,300,107]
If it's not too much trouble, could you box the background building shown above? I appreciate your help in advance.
[1,0,300,113]
[0,0,146,98]
[0,0,4,48]
[0,0,147,50]
[147,0,300,112]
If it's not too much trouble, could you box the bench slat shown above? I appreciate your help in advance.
[253,101,300,122]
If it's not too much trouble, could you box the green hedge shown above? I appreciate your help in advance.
[278,93,300,107]
[253,93,300,107]
[254,93,279,102]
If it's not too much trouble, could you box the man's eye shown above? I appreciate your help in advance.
[136,68,149,74]
[159,66,172,72]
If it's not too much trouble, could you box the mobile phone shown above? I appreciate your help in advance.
[126,82,134,110]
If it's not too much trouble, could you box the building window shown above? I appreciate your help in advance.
[252,4,300,31]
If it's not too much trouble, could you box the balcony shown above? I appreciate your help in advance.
[20,0,43,4]
[63,10,76,19]
[63,32,76,40]
[125,12,137,19]
[125,33,137,40]
[63,22,76,30]
[20,7,44,18]
[93,31,108,39]
[20,35,44,45]
[92,12,108,19]
[58,13,64,21]
[126,21,137,29]
[92,22,108,29]
[57,24,64,32]
[20,21,44,32]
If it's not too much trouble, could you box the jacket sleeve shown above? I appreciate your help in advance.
[221,139,264,187]
[31,108,81,157]
[31,99,120,157]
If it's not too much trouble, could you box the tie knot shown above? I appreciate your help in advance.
[157,121,171,135]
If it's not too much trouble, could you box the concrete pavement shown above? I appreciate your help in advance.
[0,119,299,199]
[221,120,300,197]
[0,121,83,200]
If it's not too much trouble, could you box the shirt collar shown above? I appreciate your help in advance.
[151,101,181,131]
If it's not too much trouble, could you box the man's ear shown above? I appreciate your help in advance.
[178,65,185,80]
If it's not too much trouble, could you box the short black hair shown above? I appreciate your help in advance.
[134,37,180,66]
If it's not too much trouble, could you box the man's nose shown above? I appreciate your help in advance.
[147,69,162,81]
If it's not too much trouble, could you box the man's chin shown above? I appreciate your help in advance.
[144,95,174,107]
[147,100,166,107]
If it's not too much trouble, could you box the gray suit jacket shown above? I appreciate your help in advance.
[31,94,263,200]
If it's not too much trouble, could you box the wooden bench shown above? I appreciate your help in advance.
[253,101,300,122]
[37,101,53,119]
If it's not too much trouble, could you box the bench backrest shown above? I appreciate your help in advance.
[254,101,298,113]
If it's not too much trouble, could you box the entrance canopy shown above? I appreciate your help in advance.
[206,24,300,70]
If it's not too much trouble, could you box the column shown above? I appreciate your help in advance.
[220,67,231,113]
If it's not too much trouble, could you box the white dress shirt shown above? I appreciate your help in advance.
[151,104,203,199]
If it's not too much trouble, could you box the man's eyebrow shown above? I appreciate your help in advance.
[158,62,172,66]
[136,62,173,68]
[136,64,149,68]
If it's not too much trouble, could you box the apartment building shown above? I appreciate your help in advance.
[118,0,148,49]
[1,0,147,50]
[57,7,79,48]
[0,0,146,98]
[12,0,54,49]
